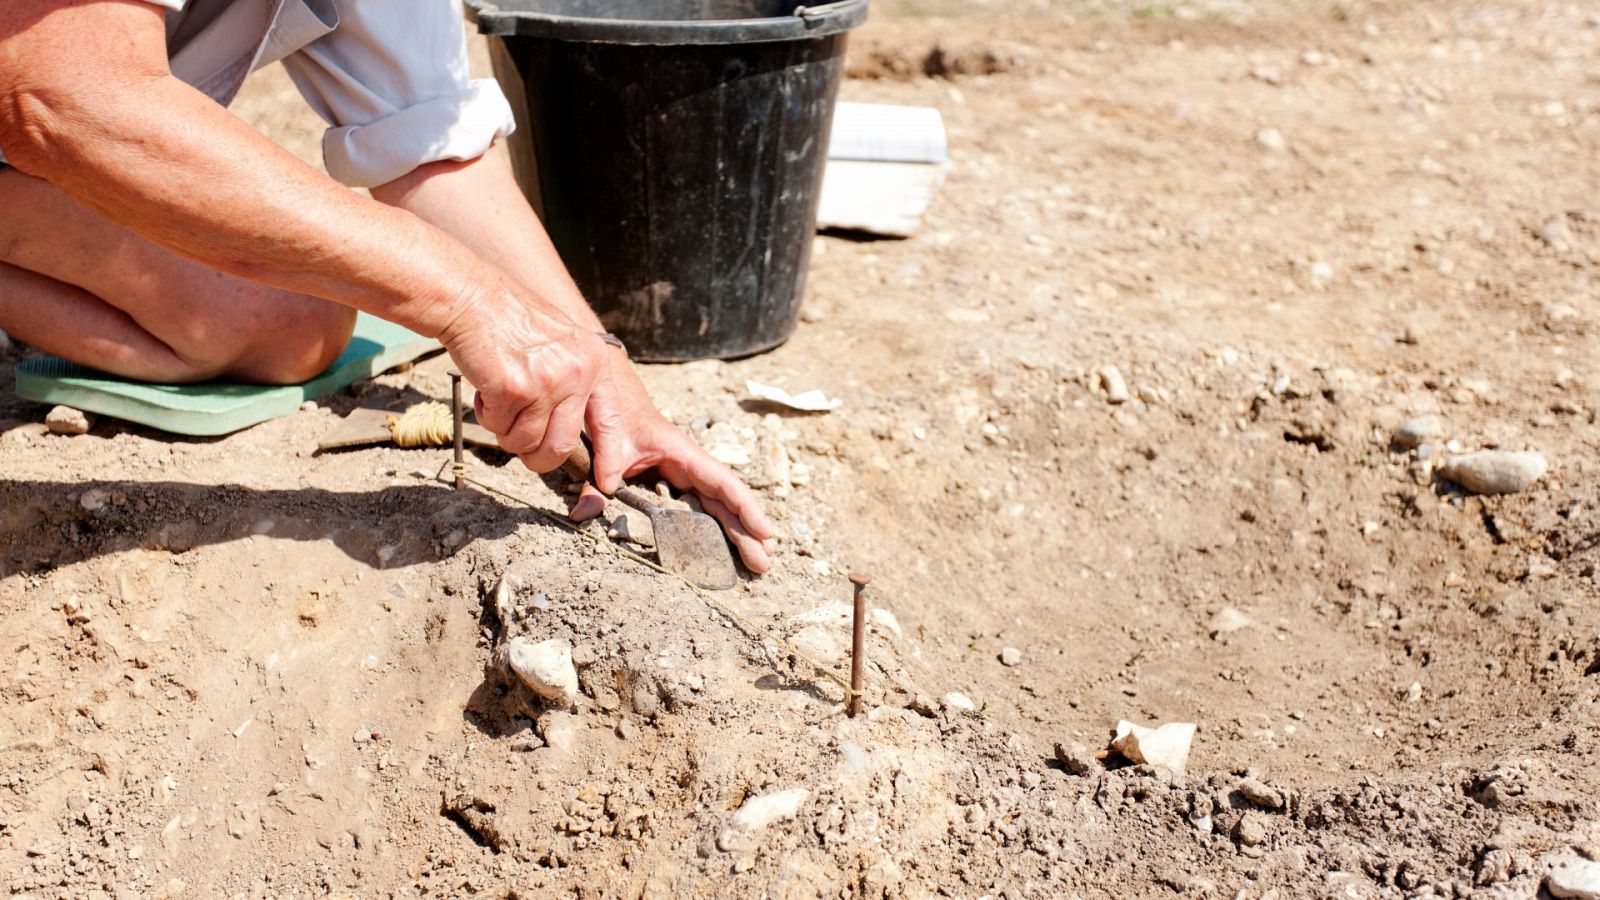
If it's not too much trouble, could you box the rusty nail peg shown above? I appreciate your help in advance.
[449,370,464,490]
[848,572,871,717]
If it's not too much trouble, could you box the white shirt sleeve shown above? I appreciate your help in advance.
[280,0,516,188]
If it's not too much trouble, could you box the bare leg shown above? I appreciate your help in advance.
[0,168,355,384]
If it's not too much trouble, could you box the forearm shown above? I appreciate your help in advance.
[4,73,513,338]
[369,144,606,334]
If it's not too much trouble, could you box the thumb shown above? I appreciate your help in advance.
[585,387,631,495]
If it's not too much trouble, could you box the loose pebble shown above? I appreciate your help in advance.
[1235,811,1269,846]
[999,647,1022,667]
[539,711,580,754]
[1110,720,1196,775]
[45,405,92,436]
[1437,450,1547,495]
[1237,776,1284,810]
[1539,219,1575,253]
[942,692,976,713]
[1095,366,1130,405]
[1053,742,1098,777]
[607,510,654,547]
[1544,850,1600,900]
[503,637,581,709]
[1256,128,1287,152]
[1209,606,1251,637]
[352,728,371,744]
[1394,415,1445,449]
[708,443,752,467]
[717,787,810,853]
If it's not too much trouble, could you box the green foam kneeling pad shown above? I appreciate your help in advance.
[14,313,441,437]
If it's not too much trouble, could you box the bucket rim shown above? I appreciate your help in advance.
[464,0,868,45]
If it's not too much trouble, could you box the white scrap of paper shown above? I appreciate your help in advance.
[746,380,842,413]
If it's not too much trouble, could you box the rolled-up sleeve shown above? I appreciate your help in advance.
[281,0,515,188]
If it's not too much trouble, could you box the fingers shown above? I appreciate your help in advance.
[566,482,607,522]
[701,495,773,575]
[656,442,776,542]
[584,379,633,495]
[516,392,586,474]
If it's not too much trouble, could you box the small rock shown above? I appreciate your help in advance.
[1237,777,1284,810]
[1256,128,1287,152]
[1545,850,1600,900]
[1437,450,1547,495]
[999,647,1023,667]
[1110,720,1196,775]
[942,692,976,713]
[614,719,638,741]
[1477,848,1515,886]
[707,443,751,467]
[607,510,654,547]
[351,728,371,744]
[1236,811,1269,847]
[45,405,92,436]
[1539,219,1575,253]
[1095,366,1130,404]
[1250,65,1282,85]
[1053,742,1098,777]
[539,711,580,754]
[502,637,581,709]
[1209,606,1251,637]
[717,788,810,853]
[79,489,110,513]
[1394,415,1445,449]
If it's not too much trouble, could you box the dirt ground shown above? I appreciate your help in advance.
[3,0,1599,896]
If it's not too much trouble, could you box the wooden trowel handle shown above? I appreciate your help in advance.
[560,441,662,512]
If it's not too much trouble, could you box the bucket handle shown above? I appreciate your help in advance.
[793,0,865,18]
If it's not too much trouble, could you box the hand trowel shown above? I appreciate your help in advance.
[560,443,738,591]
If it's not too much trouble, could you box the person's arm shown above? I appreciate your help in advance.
[371,147,775,572]
[0,1,619,503]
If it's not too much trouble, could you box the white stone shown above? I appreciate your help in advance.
[708,443,751,467]
[539,711,580,754]
[942,692,976,713]
[1209,606,1251,636]
[1111,720,1196,775]
[999,647,1022,667]
[607,510,654,547]
[1545,851,1600,900]
[79,489,110,513]
[1438,450,1547,495]
[717,788,810,853]
[1394,415,1445,449]
[1095,366,1130,404]
[503,637,580,709]
[1256,128,1287,152]
[45,405,92,436]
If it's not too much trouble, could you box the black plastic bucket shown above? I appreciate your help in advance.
[466,0,868,361]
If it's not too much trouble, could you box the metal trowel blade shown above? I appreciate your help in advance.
[648,507,738,590]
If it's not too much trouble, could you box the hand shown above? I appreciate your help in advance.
[566,359,777,575]
[440,281,613,474]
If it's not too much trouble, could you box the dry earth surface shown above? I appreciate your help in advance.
[3,0,1599,896]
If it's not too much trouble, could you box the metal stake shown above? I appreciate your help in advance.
[449,370,464,490]
[849,572,871,717]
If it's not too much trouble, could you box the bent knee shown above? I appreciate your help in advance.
[227,301,358,385]
[161,297,356,385]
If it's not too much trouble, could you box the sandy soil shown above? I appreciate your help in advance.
[2,0,1599,896]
